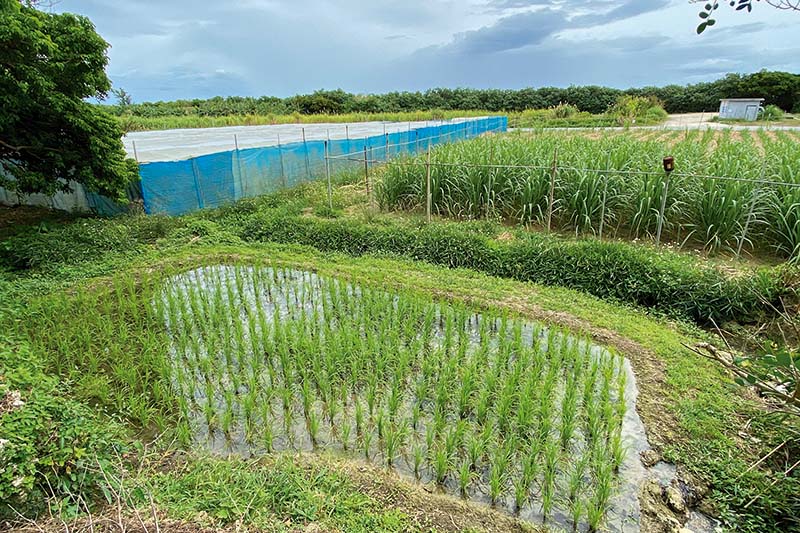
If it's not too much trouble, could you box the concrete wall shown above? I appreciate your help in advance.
[719,100,763,121]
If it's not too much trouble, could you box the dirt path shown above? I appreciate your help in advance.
[663,112,717,128]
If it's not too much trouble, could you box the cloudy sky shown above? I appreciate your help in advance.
[55,0,799,102]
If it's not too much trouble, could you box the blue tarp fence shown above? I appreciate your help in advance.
[139,116,507,216]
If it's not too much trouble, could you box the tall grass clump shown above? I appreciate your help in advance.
[375,130,800,259]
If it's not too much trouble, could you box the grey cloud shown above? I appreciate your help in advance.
[484,0,670,22]
[56,0,799,100]
[429,1,672,59]
[446,9,569,54]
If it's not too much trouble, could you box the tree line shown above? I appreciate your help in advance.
[107,70,800,118]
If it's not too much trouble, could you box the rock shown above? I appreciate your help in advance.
[0,390,25,415]
[639,477,684,533]
[641,449,662,467]
[665,485,687,514]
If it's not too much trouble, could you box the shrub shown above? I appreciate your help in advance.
[606,95,667,125]
[239,213,791,324]
[0,338,124,518]
[0,219,139,270]
[165,218,242,245]
[761,104,784,122]
[550,102,579,119]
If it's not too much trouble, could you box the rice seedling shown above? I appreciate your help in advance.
[540,437,560,521]
[566,455,589,531]
[412,442,426,480]
[458,459,475,498]
[587,457,615,533]
[432,445,452,486]
[488,460,506,506]
[340,417,352,451]
[362,426,374,460]
[466,432,486,470]
[148,265,632,529]
[384,421,408,467]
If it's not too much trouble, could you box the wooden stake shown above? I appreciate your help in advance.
[426,145,432,223]
[324,140,332,210]
[656,171,670,246]
[546,147,557,232]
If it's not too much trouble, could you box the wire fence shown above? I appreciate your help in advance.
[138,116,508,215]
[329,146,800,257]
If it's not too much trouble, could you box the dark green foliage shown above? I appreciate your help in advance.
[0,219,139,269]
[102,71,800,118]
[239,213,791,324]
[0,2,137,199]
[0,337,124,519]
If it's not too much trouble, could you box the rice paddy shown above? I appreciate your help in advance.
[157,264,643,532]
[377,129,800,257]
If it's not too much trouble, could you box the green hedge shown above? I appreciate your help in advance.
[240,214,792,324]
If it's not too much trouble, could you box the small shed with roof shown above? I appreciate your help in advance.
[718,98,764,121]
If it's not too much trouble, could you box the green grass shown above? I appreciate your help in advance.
[115,107,667,132]
[145,455,408,531]
[3,237,797,531]
[116,110,495,132]
[1,169,798,531]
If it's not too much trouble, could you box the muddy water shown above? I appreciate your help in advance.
[163,265,672,532]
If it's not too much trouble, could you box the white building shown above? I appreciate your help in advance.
[718,98,764,121]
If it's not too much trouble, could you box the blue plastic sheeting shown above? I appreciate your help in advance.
[140,116,507,216]
[86,180,143,216]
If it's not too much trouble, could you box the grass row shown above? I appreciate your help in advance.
[236,212,790,325]
[1,182,794,326]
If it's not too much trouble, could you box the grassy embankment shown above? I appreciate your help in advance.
[1,164,798,532]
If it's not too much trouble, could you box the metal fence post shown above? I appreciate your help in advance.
[655,171,670,246]
[302,127,311,181]
[234,134,245,199]
[277,133,286,189]
[546,147,558,232]
[363,145,370,197]
[426,145,432,223]
[190,158,204,209]
[385,132,389,162]
[324,140,332,210]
